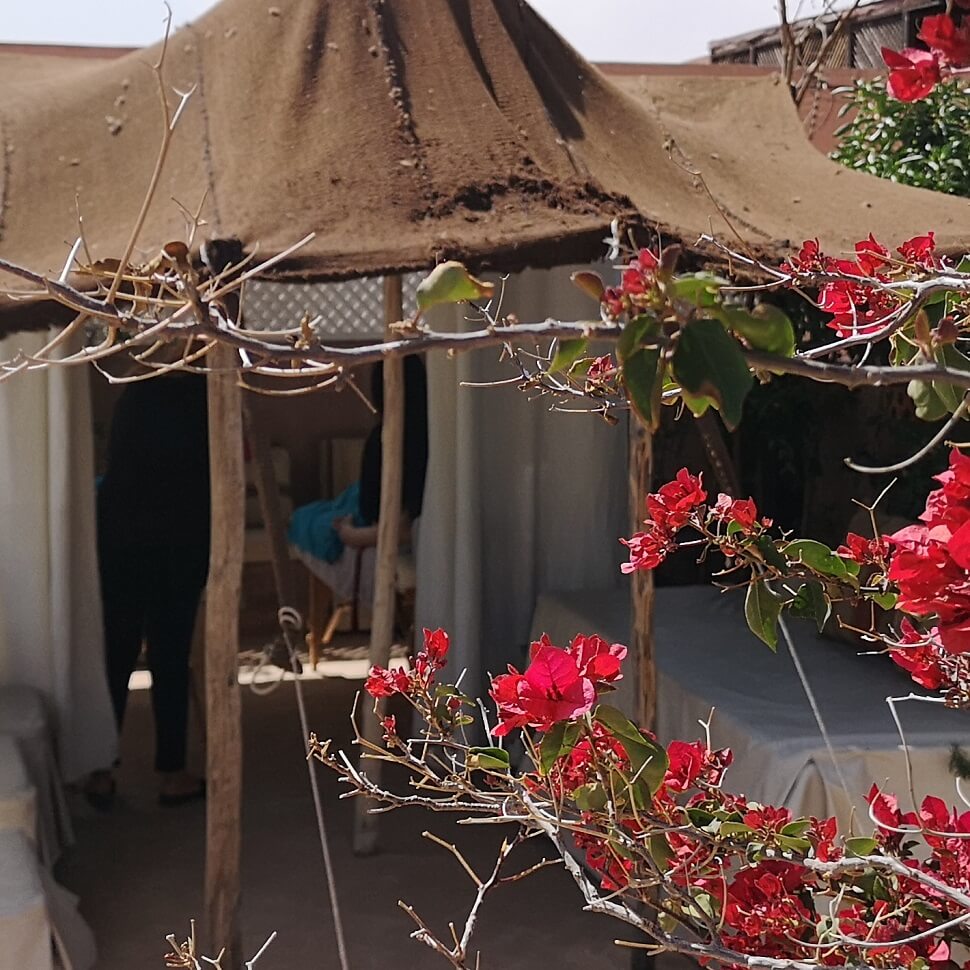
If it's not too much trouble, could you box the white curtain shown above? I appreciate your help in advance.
[0,330,117,782]
[415,267,629,705]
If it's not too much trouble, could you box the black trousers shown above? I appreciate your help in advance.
[97,536,208,773]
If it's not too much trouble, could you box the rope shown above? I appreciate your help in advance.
[776,611,856,834]
[275,605,352,970]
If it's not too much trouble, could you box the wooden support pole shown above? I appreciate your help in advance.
[353,275,405,856]
[629,415,656,731]
[204,344,245,968]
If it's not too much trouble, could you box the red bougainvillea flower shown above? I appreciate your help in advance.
[890,620,947,690]
[365,665,411,698]
[854,233,891,276]
[918,14,970,65]
[490,645,595,736]
[586,354,616,382]
[898,231,941,270]
[882,46,942,101]
[713,494,761,532]
[663,740,733,792]
[412,627,451,686]
[620,522,673,573]
[723,861,813,946]
[600,247,662,321]
[837,532,890,565]
[647,469,707,531]
[567,634,628,685]
[421,627,450,666]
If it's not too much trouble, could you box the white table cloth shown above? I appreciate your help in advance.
[0,685,71,866]
[0,830,52,970]
[530,585,969,826]
[0,705,96,970]
[0,734,36,843]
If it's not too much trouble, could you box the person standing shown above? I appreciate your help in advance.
[88,371,210,807]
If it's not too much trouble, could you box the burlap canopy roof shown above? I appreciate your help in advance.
[1,0,970,335]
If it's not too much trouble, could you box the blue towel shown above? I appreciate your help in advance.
[288,482,363,564]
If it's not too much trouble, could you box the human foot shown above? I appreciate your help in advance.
[84,769,116,812]
[158,771,206,806]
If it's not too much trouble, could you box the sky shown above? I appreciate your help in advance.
[2,0,870,64]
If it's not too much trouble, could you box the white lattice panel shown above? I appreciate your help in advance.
[243,274,422,340]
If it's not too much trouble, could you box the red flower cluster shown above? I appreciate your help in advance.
[664,739,733,792]
[621,469,706,574]
[546,722,629,797]
[867,786,970,898]
[712,494,767,533]
[889,449,970,654]
[490,633,627,736]
[364,627,451,698]
[882,10,970,101]
[890,619,948,690]
[784,234,940,337]
[602,247,661,320]
[882,46,943,101]
[722,860,813,956]
[837,531,891,566]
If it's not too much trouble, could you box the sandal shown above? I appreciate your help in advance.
[84,770,117,812]
[158,780,206,807]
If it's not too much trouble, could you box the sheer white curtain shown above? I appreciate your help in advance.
[0,330,117,783]
[415,267,629,705]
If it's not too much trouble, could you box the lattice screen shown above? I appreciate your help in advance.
[242,274,423,340]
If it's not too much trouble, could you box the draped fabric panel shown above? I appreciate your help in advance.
[415,267,629,706]
[0,330,117,783]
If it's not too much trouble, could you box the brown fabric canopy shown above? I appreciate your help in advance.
[1,0,969,335]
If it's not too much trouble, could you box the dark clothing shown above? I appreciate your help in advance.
[96,374,210,773]
[358,356,429,526]
[357,420,428,526]
[97,374,210,546]
[98,539,208,772]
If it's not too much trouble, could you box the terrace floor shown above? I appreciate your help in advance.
[55,641,664,970]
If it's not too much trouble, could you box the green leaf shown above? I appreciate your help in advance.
[720,304,796,358]
[669,272,728,309]
[573,782,608,812]
[549,338,589,374]
[784,539,850,579]
[617,314,657,362]
[933,343,970,415]
[844,837,878,856]
[594,704,669,795]
[672,319,753,430]
[681,390,715,418]
[908,378,949,422]
[781,819,812,837]
[745,579,784,651]
[754,535,789,572]
[790,581,831,633]
[468,747,510,772]
[648,834,674,868]
[539,720,581,775]
[870,590,898,611]
[776,835,812,854]
[415,261,495,311]
[622,348,663,432]
[720,821,755,838]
